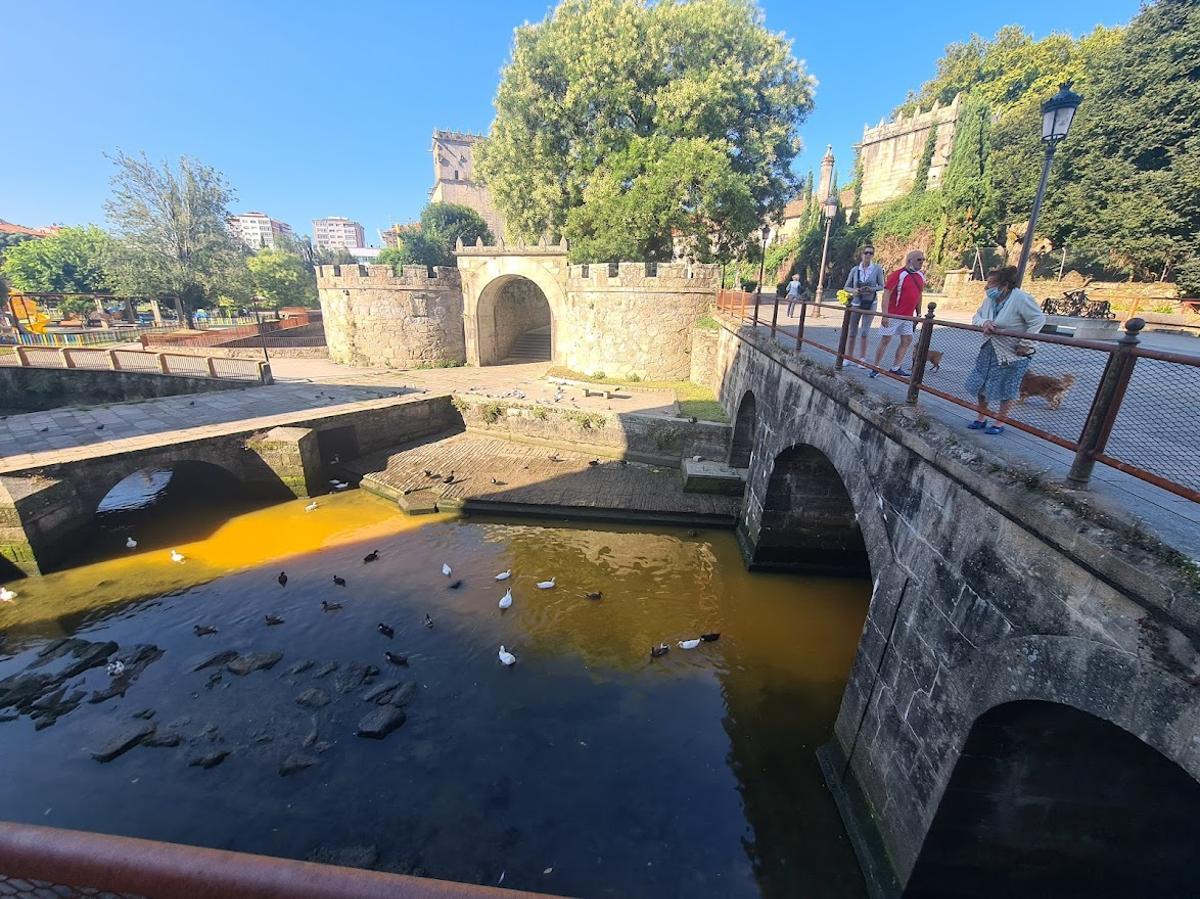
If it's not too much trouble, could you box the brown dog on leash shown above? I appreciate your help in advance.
[1019,372,1076,410]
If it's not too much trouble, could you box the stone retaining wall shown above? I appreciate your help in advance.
[0,366,253,413]
[942,269,1183,310]
[689,325,719,388]
[316,265,465,368]
[560,262,720,380]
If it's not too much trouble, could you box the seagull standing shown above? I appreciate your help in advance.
[498,645,517,667]
[499,589,513,610]
[305,501,319,512]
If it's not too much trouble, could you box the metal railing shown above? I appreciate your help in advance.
[715,290,1200,503]
[6,345,272,384]
[141,317,323,349]
[0,820,533,898]
[7,325,178,348]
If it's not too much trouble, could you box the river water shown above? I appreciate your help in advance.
[0,470,869,898]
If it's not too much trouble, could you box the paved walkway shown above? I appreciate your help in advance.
[747,302,1200,556]
[354,432,739,523]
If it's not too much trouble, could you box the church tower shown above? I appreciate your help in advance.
[816,144,836,202]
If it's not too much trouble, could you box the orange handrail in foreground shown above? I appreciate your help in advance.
[0,820,560,899]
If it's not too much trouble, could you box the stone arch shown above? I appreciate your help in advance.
[460,255,569,367]
[475,275,553,365]
[729,390,757,468]
[751,442,868,577]
[93,459,244,516]
[906,698,1200,897]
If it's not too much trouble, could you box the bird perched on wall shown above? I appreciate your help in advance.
[442,471,456,484]
[378,623,394,638]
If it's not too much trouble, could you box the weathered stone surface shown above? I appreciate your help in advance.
[279,753,318,776]
[311,661,339,679]
[296,688,331,709]
[92,721,155,762]
[356,706,406,739]
[188,750,230,769]
[681,459,746,496]
[193,649,239,672]
[143,731,181,748]
[362,679,402,704]
[227,652,283,676]
[335,663,375,694]
[306,844,379,870]
[388,682,417,708]
[286,660,314,676]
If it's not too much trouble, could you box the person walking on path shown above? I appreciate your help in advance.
[843,245,885,367]
[784,274,810,317]
[869,250,926,378]
[964,265,1048,435]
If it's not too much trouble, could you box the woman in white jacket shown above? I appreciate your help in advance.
[964,265,1047,435]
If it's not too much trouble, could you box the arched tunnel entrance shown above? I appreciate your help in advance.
[476,275,553,365]
[906,700,1200,898]
[729,391,757,468]
[751,443,868,577]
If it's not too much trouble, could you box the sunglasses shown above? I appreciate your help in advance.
[862,250,874,255]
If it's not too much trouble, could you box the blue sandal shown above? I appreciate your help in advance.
[967,419,988,430]
[985,425,1005,435]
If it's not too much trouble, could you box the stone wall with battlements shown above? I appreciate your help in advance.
[561,262,721,380]
[316,264,466,368]
[857,95,960,208]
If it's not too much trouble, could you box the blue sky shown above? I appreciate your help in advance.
[2,0,1137,244]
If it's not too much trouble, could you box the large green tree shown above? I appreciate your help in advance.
[0,226,114,293]
[104,151,250,322]
[477,0,814,261]
[247,248,318,308]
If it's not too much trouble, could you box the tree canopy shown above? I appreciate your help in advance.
[248,248,319,308]
[0,226,114,293]
[477,0,814,262]
[379,203,492,270]
[104,151,250,316]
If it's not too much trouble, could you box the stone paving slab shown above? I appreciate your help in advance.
[353,433,740,525]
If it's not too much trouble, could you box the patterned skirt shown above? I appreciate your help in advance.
[964,341,1031,403]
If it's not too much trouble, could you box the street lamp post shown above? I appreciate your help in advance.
[252,296,270,363]
[752,224,770,328]
[1016,82,1083,285]
[813,196,839,318]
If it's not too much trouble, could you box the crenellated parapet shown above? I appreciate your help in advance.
[566,261,720,292]
[856,93,962,207]
[315,264,461,289]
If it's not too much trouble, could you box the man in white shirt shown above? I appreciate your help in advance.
[784,274,809,317]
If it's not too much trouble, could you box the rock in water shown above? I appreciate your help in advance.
[287,660,315,676]
[362,679,402,704]
[143,731,182,748]
[192,649,239,672]
[226,652,283,676]
[389,682,417,708]
[335,663,374,694]
[279,753,318,776]
[295,688,331,709]
[188,750,230,769]
[355,706,406,739]
[311,661,339,679]
[92,721,156,762]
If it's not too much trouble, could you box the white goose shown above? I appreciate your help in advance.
[495,569,512,581]
[442,563,452,577]
[536,577,556,590]
[169,549,186,564]
[677,638,702,650]
[498,645,517,667]
[498,589,513,610]
[125,537,138,549]
[305,501,319,512]
[0,587,16,602]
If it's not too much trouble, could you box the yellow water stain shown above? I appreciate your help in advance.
[0,491,451,630]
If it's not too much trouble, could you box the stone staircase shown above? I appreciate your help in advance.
[502,327,551,363]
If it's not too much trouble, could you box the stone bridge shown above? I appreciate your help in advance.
[0,396,456,577]
[706,319,1200,896]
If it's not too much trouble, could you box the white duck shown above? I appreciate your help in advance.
[678,638,702,650]
[498,589,513,610]
[498,645,517,667]
[170,549,186,564]
[536,577,556,590]
[106,660,126,677]
[442,563,452,577]
[125,537,138,549]
[305,501,319,512]
[0,587,16,602]
[495,569,512,581]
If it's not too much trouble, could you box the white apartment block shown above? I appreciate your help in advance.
[229,212,294,250]
[312,217,366,250]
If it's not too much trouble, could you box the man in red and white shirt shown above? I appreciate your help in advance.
[869,249,926,379]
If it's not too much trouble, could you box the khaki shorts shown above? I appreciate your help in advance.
[878,317,914,338]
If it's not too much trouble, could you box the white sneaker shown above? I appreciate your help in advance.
[844,361,859,369]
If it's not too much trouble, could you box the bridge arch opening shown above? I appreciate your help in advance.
[906,700,1200,898]
[476,275,553,365]
[752,443,868,577]
[729,391,757,468]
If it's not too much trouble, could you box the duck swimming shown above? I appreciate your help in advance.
[377,623,394,638]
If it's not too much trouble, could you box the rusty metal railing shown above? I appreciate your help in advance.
[714,291,1200,503]
[0,820,550,898]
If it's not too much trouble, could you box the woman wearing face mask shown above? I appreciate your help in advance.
[964,265,1047,435]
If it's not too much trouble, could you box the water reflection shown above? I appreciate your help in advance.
[0,489,868,898]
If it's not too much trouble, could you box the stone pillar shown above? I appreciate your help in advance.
[245,426,323,498]
[0,476,88,576]
[149,300,163,326]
